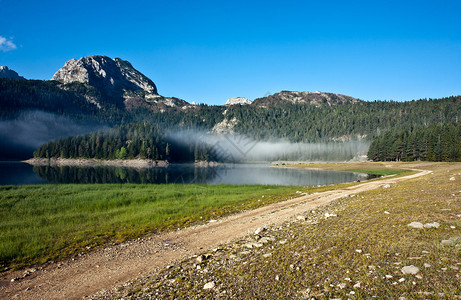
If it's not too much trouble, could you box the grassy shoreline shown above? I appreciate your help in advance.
[0,163,412,271]
[0,184,296,271]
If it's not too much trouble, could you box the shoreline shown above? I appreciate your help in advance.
[23,158,221,168]
[23,158,169,168]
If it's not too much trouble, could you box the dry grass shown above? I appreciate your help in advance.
[107,162,461,299]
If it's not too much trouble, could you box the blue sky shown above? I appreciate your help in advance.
[1,0,460,105]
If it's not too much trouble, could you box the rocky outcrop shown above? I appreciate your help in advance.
[52,55,157,96]
[51,55,194,112]
[225,97,252,106]
[211,117,238,134]
[0,66,25,80]
[114,58,157,94]
[123,93,191,112]
[252,90,361,107]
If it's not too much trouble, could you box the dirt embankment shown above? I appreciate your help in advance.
[0,166,432,300]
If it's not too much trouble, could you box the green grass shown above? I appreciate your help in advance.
[347,168,410,176]
[0,183,313,270]
[284,162,415,177]
[114,162,461,299]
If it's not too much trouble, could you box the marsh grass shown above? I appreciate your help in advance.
[0,183,326,270]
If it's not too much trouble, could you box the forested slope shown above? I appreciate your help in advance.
[368,122,461,162]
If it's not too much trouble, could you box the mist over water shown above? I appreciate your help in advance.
[168,130,370,162]
[0,111,103,160]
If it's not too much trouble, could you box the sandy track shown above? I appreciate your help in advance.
[0,170,431,299]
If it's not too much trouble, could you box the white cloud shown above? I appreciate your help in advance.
[0,36,17,52]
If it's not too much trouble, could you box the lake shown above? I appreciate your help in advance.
[0,162,375,186]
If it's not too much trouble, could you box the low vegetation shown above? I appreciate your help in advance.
[282,161,414,177]
[0,184,295,270]
[1,180,383,271]
[106,162,461,299]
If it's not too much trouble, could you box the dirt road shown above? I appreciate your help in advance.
[0,169,431,299]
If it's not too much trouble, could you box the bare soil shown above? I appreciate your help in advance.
[0,168,430,300]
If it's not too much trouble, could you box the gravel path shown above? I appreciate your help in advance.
[0,170,431,299]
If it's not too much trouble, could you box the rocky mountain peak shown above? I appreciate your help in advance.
[225,97,252,106]
[0,66,25,80]
[51,55,157,95]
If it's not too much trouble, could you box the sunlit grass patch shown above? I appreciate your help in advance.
[0,184,297,270]
[0,181,365,271]
[116,162,461,299]
[347,168,410,176]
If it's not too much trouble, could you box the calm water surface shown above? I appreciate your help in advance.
[0,162,374,186]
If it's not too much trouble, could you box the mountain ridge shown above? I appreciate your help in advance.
[0,66,25,80]
[2,55,364,112]
[251,90,361,107]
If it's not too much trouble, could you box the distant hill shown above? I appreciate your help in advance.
[0,66,25,80]
[0,79,100,118]
[251,91,361,107]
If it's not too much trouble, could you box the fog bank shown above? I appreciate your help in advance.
[0,111,103,160]
[168,130,370,162]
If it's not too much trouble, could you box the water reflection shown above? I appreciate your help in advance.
[0,162,46,185]
[25,164,373,186]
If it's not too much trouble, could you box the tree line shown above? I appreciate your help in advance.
[368,122,461,162]
[34,123,217,163]
[223,96,461,143]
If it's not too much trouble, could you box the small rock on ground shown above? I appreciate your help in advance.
[203,281,215,290]
[401,265,420,275]
[424,222,440,228]
[324,212,337,218]
[244,242,263,249]
[407,222,424,229]
[254,227,265,235]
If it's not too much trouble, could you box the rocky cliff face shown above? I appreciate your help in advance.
[0,66,25,80]
[252,91,361,107]
[52,55,157,95]
[114,58,157,94]
[51,55,193,112]
[225,97,252,106]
